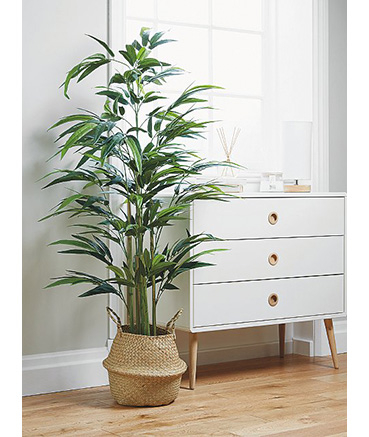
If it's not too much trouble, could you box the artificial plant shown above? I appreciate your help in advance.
[42,28,231,335]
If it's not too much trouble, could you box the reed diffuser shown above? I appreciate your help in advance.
[216,127,241,177]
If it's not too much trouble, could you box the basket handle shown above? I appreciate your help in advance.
[166,308,183,333]
[106,307,122,332]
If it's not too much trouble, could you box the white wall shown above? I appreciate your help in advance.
[329,0,347,192]
[22,0,109,355]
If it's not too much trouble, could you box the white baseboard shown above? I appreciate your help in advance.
[23,341,293,396]
[22,347,109,396]
[334,329,347,354]
[179,340,293,366]
[23,325,346,397]
[293,337,314,356]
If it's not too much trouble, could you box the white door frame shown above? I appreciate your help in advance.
[107,0,127,341]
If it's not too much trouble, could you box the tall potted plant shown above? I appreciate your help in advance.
[43,28,230,406]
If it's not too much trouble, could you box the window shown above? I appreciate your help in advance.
[116,0,314,175]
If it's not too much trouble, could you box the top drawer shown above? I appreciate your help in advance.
[192,197,345,239]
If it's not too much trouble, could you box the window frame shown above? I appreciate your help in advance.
[120,0,267,170]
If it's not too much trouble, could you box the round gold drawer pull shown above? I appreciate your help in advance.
[268,253,279,266]
[268,212,278,225]
[268,293,279,307]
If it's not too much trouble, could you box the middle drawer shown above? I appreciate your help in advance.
[193,236,344,284]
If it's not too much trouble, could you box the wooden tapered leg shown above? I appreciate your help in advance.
[279,324,286,358]
[324,319,339,369]
[189,332,198,390]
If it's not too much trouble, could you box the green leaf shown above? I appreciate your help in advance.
[140,27,151,46]
[137,47,150,61]
[45,277,90,288]
[77,59,110,83]
[108,277,135,287]
[58,248,111,265]
[125,136,142,173]
[119,50,132,65]
[48,114,95,131]
[140,58,169,69]
[132,39,142,51]
[79,283,119,297]
[63,63,83,99]
[96,90,128,105]
[149,31,165,46]
[106,265,125,277]
[49,239,92,250]
[152,254,165,265]
[62,123,97,157]
[143,248,151,267]
[143,94,167,103]
[148,261,176,277]
[163,283,179,290]
[150,39,176,49]
[93,235,113,262]
[86,34,115,57]
[56,194,84,211]
[42,170,95,189]
[109,73,125,85]
[126,44,137,65]
[145,67,183,84]
[126,127,146,135]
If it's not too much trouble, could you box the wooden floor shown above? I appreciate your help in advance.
[23,353,347,436]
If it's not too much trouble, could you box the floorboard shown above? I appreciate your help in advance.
[22,353,347,436]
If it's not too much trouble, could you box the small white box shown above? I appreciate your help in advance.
[260,172,284,192]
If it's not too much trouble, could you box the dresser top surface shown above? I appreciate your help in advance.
[224,192,346,198]
[159,191,346,199]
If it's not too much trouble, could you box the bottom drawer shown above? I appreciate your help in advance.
[193,275,344,327]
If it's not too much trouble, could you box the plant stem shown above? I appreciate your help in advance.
[133,98,150,335]
[150,229,157,336]
[140,278,150,336]
[136,200,150,335]
[134,254,141,333]
[126,201,135,333]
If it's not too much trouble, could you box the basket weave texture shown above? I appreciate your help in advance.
[103,308,187,407]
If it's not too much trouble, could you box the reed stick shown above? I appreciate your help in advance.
[216,127,241,176]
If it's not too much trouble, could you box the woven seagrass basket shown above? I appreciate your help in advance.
[103,307,187,407]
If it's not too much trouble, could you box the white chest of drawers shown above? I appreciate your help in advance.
[157,193,346,389]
